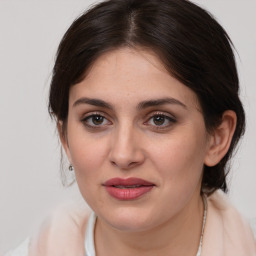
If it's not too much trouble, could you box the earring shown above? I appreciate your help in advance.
[69,165,74,171]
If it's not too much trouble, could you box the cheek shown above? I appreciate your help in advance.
[151,128,207,184]
[149,133,207,214]
[66,124,107,175]
[68,135,109,205]
[69,139,107,175]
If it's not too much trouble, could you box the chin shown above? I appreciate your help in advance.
[97,206,160,232]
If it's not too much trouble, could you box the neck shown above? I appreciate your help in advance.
[95,192,204,256]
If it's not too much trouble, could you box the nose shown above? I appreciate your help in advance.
[109,124,145,170]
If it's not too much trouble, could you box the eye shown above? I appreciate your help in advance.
[146,113,176,128]
[82,114,111,128]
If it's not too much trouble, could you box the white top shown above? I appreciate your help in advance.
[4,238,30,256]
[84,212,97,256]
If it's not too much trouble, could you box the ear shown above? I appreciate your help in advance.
[57,121,72,164]
[204,110,237,167]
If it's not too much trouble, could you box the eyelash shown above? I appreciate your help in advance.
[81,112,111,129]
[81,112,176,130]
[145,112,177,130]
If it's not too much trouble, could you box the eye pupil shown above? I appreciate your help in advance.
[92,115,104,125]
[153,116,165,125]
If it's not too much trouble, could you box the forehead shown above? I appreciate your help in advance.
[70,47,200,109]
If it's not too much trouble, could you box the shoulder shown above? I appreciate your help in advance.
[208,190,254,234]
[204,190,256,255]
[29,200,91,256]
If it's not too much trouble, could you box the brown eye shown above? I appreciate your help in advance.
[146,114,176,129]
[82,114,111,127]
[153,115,166,126]
[91,115,104,125]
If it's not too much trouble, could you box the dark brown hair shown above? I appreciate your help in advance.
[49,0,245,194]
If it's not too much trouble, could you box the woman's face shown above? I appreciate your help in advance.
[63,48,212,232]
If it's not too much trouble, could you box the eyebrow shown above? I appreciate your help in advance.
[137,98,187,110]
[72,97,187,110]
[73,97,113,109]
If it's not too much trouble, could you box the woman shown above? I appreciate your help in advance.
[6,0,256,255]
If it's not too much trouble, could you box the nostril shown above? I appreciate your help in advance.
[128,161,139,168]
[110,159,140,170]
[110,160,117,167]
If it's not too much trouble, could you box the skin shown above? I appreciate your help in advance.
[60,47,237,256]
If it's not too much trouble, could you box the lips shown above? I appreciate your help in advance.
[103,178,155,200]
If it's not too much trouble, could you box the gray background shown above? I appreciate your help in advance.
[1,0,255,254]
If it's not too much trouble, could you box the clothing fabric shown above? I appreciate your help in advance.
[251,219,256,239]
[84,213,96,256]
[202,191,256,255]
[5,191,256,256]
[4,238,30,256]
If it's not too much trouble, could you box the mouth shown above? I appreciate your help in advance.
[103,177,155,200]
[111,185,144,188]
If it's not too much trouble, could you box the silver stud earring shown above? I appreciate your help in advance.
[69,165,74,171]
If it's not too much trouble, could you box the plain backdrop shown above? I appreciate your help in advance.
[1,0,255,254]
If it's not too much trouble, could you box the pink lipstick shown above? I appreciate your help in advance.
[103,178,155,200]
